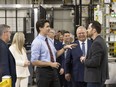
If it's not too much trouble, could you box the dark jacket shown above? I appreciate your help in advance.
[54,39,63,68]
[65,39,92,81]
[0,39,17,87]
[84,35,109,82]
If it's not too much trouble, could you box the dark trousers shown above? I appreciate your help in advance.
[73,81,87,87]
[64,80,72,87]
[87,82,105,87]
[63,74,72,87]
[57,71,72,87]
[57,69,63,87]
[36,67,61,87]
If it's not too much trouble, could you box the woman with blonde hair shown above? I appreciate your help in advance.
[9,32,30,87]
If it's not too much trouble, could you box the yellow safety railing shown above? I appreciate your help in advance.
[0,76,12,87]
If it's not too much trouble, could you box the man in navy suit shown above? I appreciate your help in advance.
[0,24,16,87]
[65,26,92,87]
[60,31,72,87]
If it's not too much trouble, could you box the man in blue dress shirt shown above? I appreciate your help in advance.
[31,19,76,87]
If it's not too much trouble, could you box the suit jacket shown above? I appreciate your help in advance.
[54,39,63,68]
[0,39,16,87]
[65,39,92,81]
[54,39,63,51]
[61,43,71,72]
[84,35,109,82]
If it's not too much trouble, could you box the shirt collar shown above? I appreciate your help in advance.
[38,34,46,40]
[79,39,87,45]
[47,37,54,43]
[62,41,65,45]
[62,41,70,45]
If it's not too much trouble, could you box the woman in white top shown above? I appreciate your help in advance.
[9,32,30,87]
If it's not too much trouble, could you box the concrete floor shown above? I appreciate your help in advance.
[106,84,116,87]
[28,85,37,87]
[28,84,116,87]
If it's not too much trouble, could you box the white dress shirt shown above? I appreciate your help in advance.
[79,39,88,56]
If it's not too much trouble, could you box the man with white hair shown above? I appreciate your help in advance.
[65,26,92,87]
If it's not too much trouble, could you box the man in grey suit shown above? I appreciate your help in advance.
[80,21,109,87]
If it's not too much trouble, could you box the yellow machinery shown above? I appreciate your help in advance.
[114,31,116,56]
[0,76,11,87]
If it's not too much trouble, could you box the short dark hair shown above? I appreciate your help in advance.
[63,31,70,35]
[36,19,49,33]
[91,21,101,34]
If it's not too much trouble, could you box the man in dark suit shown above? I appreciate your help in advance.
[0,24,16,87]
[65,26,92,87]
[61,31,72,87]
[80,21,109,87]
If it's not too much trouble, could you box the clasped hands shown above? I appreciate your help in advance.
[80,56,86,63]
[24,60,30,67]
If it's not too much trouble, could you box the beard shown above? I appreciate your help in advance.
[87,33,92,38]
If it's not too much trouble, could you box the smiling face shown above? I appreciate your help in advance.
[76,26,87,42]
[63,33,71,43]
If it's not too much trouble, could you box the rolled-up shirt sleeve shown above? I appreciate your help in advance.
[31,40,41,62]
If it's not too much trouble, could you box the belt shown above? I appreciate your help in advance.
[37,66,55,70]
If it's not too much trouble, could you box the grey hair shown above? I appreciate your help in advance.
[76,26,86,33]
[0,24,10,37]
[50,28,56,34]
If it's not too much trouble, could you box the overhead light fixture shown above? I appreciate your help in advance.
[0,4,32,9]
[16,4,22,8]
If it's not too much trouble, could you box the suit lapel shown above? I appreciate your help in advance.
[77,41,82,51]
[74,41,83,55]
[86,39,92,58]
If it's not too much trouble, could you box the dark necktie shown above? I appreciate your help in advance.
[64,49,68,59]
[82,42,85,56]
[45,38,54,62]
[63,44,67,59]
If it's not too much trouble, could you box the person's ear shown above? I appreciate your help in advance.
[93,28,96,33]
